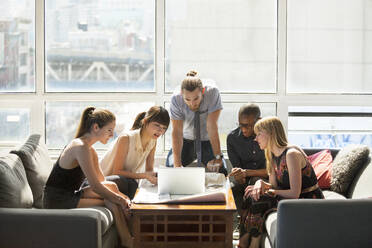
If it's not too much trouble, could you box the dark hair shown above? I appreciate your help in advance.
[131,106,170,131]
[239,103,261,120]
[75,107,116,138]
[181,70,203,92]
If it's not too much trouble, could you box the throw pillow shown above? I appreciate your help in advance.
[330,144,370,196]
[0,154,33,208]
[10,134,53,208]
[307,150,333,189]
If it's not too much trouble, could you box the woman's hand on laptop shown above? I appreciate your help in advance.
[144,171,158,185]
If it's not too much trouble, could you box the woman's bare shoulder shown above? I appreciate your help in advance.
[286,146,306,167]
[117,133,130,146]
[65,139,92,157]
[118,132,130,139]
[286,146,304,160]
[287,147,301,154]
[58,139,91,168]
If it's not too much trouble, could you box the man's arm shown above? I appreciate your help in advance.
[245,168,268,178]
[206,109,222,161]
[171,119,184,167]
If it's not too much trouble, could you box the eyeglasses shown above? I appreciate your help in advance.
[237,123,255,129]
[152,123,167,133]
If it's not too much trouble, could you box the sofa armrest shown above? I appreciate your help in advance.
[277,199,372,248]
[0,208,102,248]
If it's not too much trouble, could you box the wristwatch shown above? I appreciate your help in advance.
[215,153,224,160]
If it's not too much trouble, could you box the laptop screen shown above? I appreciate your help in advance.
[157,167,205,195]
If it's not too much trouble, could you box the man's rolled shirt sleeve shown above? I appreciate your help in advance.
[170,95,184,120]
[207,87,223,114]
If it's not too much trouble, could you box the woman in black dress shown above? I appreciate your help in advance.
[239,116,324,248]
[43,107,133,248]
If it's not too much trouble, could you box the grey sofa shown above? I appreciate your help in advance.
[264,147,372,248]
[0,134,118,248]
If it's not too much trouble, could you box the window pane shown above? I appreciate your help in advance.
[46,101,154,149]
[45,0,155,92]
[288,106,372,148]
[165,0,277,93]
[164,102,276,151]
[287,0,372,93]
[0,0,35,92]
[0,108,30,142]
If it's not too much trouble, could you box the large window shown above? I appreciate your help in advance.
[0,0,371,155]
[0,108,30,143]
[165,0,277,93]
[287,0,372,93]
[46,101,154,149]
[45,0,155,92]
[288,106,372,148]
[0,0,35,92]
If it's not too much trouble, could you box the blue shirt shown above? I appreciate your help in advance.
[170,84,223,141]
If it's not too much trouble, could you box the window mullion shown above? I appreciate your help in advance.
[33,0,46,139]
[277,0,288,129]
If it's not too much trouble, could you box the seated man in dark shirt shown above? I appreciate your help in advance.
[227,103,267,216]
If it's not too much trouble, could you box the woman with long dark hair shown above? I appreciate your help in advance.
[100,106,170,198]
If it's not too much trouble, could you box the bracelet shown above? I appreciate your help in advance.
[265,189,276,197]
[270,189,276,197]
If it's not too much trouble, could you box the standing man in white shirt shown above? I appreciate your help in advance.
[166,70,227,175]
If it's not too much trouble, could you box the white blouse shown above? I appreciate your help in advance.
[100,129,156,176]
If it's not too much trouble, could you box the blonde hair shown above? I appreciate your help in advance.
[181,70,203,92]
[254,116,288,175]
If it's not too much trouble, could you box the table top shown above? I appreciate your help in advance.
[131,187,236,212]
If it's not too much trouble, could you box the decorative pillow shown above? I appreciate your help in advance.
[330,145,370,196]
[0,154,33,208]
[307,150,333,189]
[10,134,53,208]
[347,154,372,199]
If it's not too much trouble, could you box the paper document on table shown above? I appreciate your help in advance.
[132,172,228,204]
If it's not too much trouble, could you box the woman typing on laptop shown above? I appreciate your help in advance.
[100,106,170,199]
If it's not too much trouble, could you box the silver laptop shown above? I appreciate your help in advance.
[158,167,205,195]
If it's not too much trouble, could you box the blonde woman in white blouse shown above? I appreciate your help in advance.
[100,106,170,199]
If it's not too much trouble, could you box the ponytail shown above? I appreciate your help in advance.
[131,112,146,130]
[131,106,170,131]
[75,107,116,138]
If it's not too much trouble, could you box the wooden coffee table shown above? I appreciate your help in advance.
[131,188,236,248]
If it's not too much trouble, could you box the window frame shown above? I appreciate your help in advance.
[0,0,371,156]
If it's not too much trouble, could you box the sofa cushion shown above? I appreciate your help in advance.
[11,134,53,208]
[348,155,372,199]
[322,190,346,200]
[277,199,372,248]
[265,211,277,248]
[73,206,114,235]
[307,150,333,189]
[330,145,370,196]
[0,153,33,208]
